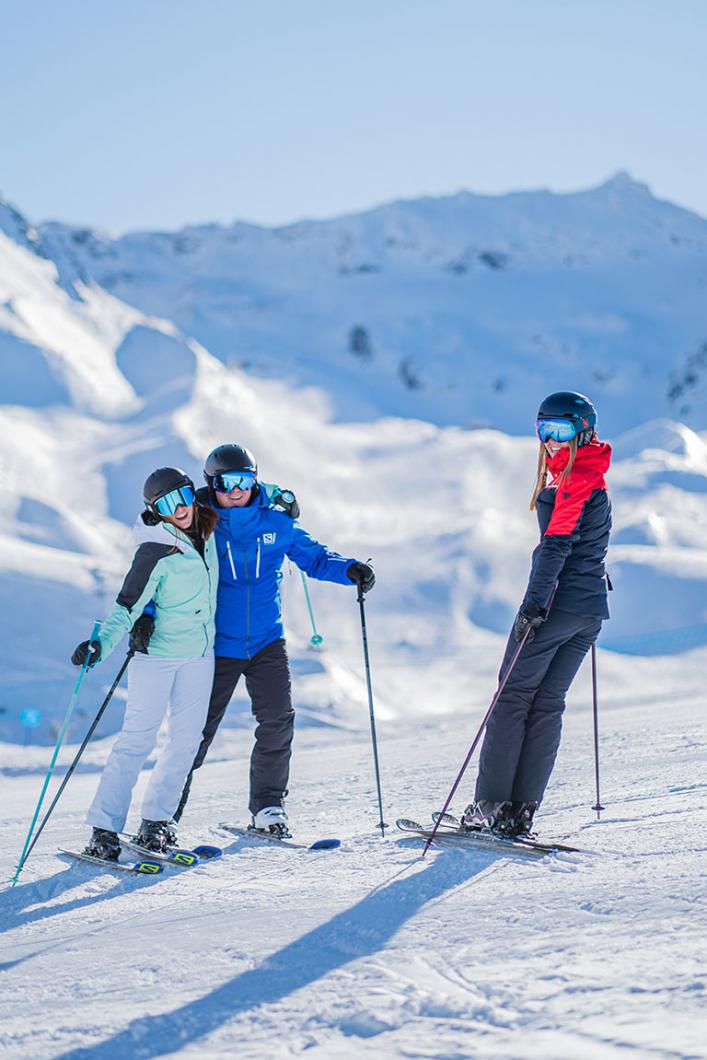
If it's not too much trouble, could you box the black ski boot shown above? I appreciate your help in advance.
[460,800,511,831]
[84,827,121,861]
[136,819,177,853]
[495,801,538,838]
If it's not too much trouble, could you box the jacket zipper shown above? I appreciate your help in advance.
[244,549,251,658]
[226,540,237,580]
[171,529,213,658]
[201,547,212,656]
[256,537,261,579]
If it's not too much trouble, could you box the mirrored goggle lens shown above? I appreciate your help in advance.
[154,485,195,516]
[536,418,577,443]
[214,471,256,493]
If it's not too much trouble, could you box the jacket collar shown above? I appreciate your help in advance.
[213,484,269,533]
[546,439,612,482]
[132,512,194,552]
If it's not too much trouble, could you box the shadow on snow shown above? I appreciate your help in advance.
[57,847,495,1058]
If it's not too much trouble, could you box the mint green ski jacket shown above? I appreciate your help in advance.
[97,515,218,661]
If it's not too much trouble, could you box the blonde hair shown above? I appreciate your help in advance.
[530,437,578,511]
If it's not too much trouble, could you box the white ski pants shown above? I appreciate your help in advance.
[86,653,214,833]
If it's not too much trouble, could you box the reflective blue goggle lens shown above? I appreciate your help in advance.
[214,471,256,493]
[536,418,577,443]
[154,485,195,516]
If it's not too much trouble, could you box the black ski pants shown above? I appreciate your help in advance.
[474,608,602,805]
[174,638,294,820]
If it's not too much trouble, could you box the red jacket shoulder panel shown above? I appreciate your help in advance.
[544,442,611,537]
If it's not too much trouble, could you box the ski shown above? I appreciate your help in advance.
[218,823,340,851]
[119,835,222,867]
[59,848,163,875]
[429,812,583,853]
[396,818,581,857]
[431,811,460,827]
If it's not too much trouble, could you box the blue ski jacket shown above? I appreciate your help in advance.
[197,486,359,658]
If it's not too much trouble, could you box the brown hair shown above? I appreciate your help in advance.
[193,501,219,540]
[529,437,578,511]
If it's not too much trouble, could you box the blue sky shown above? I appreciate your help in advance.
[2,0,706,231]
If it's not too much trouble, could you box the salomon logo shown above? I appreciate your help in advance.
[263,533,276,544]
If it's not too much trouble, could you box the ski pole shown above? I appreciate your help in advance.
[591,643,604,819]
[422,627,531,855]
[423,584,559,856]
[357,586,386,837]
[300,571,324,646]
[12,621,101,885]
[19,647,135,872]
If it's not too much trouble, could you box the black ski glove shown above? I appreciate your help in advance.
[71,639,102,668]
[129,613,155,654]
[273,488,300,519]
[513,602,546,644]
[346,561,375,594]
[261,483,300,519]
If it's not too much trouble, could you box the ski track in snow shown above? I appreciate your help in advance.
[2,693,706,1059]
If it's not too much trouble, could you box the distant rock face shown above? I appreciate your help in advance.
[0,196,45,257]
[668,340,707,419]
[349,326,373,361]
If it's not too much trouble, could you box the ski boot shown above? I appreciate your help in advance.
[251,805,291,838]
[495,801,538,838]
[460,800,511,831]
[136,819,177,853]
[84,827,121,862]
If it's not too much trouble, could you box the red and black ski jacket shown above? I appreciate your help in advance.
[523,440,612,619]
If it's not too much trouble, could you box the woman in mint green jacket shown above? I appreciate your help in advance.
[71,467,219,860]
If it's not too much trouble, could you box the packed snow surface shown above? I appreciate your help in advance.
[2,680,706,1058]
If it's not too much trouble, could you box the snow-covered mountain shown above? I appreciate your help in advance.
[1,178,707,746]
[24,171,707,436]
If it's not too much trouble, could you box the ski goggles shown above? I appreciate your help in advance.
[536,418,577,443]
[213,471,256,493]
[154,484,195,516]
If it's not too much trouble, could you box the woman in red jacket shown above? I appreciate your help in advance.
[463,391,612,837]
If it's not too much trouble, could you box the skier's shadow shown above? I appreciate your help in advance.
[1,838,245,945]
[0,861,166,952]
[56,847,497,1060]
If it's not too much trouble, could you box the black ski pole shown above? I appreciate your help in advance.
[422,628,531,856]
[19,648,135,870]
[591,643,604,819]
[357,587,386,837]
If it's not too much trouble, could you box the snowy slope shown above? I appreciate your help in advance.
[2,331,707,743]
[2,192,707,743]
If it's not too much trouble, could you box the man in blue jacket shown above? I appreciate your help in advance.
[173,443,375,837]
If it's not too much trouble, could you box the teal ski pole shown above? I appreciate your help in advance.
[11,620,100,885]
[300,572,324,646]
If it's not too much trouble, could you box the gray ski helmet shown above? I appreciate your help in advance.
[143,466,195,512]
[537,391,597,447]
[203,443,257,489]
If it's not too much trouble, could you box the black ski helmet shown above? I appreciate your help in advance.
[537,391,597,447]
[203,443,258,491]
[143,467,195,514]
